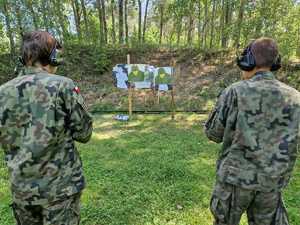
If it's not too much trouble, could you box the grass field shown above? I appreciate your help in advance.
[0,114,299,225]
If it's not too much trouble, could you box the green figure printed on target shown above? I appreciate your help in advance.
[128,65,145,82]
[155,68,173,84]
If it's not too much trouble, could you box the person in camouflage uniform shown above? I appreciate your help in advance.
[0,31,93,225]
[205,37,300,225]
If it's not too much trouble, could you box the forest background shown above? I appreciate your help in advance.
[0,0,300,109]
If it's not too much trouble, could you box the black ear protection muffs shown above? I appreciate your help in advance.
[49,41,63,67]
[236,41,282,72]
[270,54,281,71]
[236,42,256,71]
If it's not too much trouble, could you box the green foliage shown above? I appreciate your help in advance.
[0,0,299,59]
[57,43,112,78]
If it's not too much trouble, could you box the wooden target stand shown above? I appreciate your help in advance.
[127,54,176,120]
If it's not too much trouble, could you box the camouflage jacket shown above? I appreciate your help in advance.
[0,67,93,205]
[205,71,300,192]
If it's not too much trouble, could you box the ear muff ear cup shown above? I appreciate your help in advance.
[236,44,256,71]
[19,56,26,66]
[49,42,63,67]
[271,54,282,71]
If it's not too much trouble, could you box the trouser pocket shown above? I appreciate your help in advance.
[210,182,232,225]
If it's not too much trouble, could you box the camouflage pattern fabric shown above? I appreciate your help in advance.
[11,192,81,225]
[210,181,289,225]
[0,66,93,206]
[205,71,300,192]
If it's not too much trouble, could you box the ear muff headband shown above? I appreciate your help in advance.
[271,55,281,71]
[236,42,282,72]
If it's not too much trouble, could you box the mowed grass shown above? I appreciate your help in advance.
[0,114,299,225]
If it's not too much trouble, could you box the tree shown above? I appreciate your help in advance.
[80,0,89,38]
[202,0,208,48]
[41,0,50,32]
[53,0,69,40]
[25,0,38,30]
[158,1,164,44]
[142,0,150,42]
[1,0,16,56]
[71,0,82,40]
[235,0,246,47]
[111,0,116,43]
[197,0,202,45]
[187,0,195,45]
[137,0,142,42]
[210,0,217,48]
[100,0,108,43]
[124,0,128,44]
[118,0,124,44]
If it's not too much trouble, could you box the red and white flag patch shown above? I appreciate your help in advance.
[73,86,80,94]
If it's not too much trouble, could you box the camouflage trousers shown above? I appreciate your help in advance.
[210,181,289,225]
[10,193,81,225]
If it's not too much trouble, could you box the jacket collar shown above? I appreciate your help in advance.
[18,66,47,76]
[250,71,275,81]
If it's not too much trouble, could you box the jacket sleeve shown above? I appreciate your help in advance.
[61,80,93,143]
[204,87,237,143]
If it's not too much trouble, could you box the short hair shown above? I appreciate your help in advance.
[21,31,56,66]
[251,37,279,69]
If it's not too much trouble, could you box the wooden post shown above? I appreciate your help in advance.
[171,88,175,120]
[127,54,133,117]
[171,60,176,120]
[157,90,160,105]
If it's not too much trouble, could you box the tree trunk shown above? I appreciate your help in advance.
[222,0,230,48]
[137,0,142,43]
[111,0,116,43]
[118,0,124,44]
[176,23,182,46]
[100,0,108,43]
[159,3,164,45]
[187,1,194,45]
[80,0,89,37]
[41,0,50,32]
[197,0,201,46]
[124,0,128,44]
[72,0,82,41]
[210,0,217,48]
[25,0,38,30]
[235,0,246,47]
[202,0,208,48]
[255,0,265,38]
[2,0,15,57]
[96,0,104,44]
[14,1,24,37]
[220,0,226,48]
[54,0,69,40]
[142,0,150,42]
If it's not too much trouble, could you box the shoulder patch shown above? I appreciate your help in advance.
[73,86,80,94]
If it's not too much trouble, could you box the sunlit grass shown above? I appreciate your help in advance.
[0,114,299,225]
